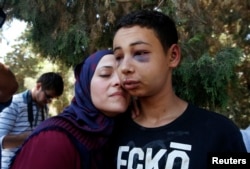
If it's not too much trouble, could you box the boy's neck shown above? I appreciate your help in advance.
[134,92,188,128]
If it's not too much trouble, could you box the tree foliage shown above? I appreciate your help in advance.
[3,32,73,115]
[173,47,241,109]
[1,0,250,127]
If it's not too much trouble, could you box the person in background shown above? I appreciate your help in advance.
[9,50,130,169]
[107,9,247,169]
[0,62,18,111]
[241,126,250,152]
[0,72,64,169]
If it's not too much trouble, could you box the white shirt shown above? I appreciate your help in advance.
[0,90,47,169]
[241,125,250,152]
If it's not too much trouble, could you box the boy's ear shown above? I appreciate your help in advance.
[169,44,181,67]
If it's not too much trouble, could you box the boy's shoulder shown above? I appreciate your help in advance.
[187,104,240,132]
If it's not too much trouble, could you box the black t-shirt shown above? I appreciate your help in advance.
[106,104,246,169]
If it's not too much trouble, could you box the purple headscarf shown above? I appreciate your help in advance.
[60,50,114,135]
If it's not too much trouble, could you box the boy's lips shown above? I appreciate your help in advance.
[123,80,140,90]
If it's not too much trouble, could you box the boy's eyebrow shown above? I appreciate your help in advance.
[113,41,152,52]
[130,41,151,46]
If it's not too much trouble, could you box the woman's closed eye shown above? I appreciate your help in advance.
[98,68,113,78]
[99,74,111,78]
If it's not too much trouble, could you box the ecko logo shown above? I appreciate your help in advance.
[117,142,192,169]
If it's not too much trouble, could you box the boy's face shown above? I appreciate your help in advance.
[113,26,180,97]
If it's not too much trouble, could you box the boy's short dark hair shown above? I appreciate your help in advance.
[37,72,64,96]
[115,9,178,52]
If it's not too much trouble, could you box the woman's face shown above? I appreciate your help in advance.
[90,54,130,117]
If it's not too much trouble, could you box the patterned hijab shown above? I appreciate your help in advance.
[60,50,114,135]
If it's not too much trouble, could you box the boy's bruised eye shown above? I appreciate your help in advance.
[134,51,150,62]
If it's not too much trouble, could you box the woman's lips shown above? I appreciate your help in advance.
[110,91,125,97]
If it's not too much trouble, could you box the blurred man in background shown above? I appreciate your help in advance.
[0,72,64,169]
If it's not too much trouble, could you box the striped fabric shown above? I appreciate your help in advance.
[0,90,46,169]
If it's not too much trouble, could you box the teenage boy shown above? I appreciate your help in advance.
[108,10,246,169]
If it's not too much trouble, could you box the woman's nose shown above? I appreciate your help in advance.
[112,71,121,86]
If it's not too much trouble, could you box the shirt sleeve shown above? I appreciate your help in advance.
[241,126,250,152]
[10,130,81,169]
[0,103,18,147]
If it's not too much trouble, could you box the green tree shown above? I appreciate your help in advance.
[167,0,250,127]
[4,33,41,92]
[4,31,73,115]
